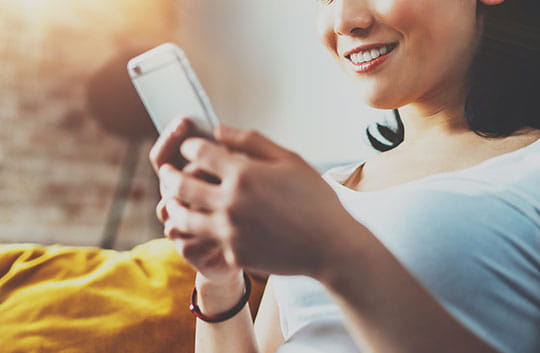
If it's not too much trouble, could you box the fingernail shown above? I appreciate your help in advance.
[180,139,196,158]
[158,164,172,178]
[172,121,185,137]
[176,118,193,136]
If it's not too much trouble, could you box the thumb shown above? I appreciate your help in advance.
[214,125,292,160]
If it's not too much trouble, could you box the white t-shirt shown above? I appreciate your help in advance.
[272,138,540,353]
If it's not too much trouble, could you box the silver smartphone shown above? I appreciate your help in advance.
[127,43,219,136]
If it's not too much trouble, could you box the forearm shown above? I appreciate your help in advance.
[194,272,259,353]
[318,218,499,353]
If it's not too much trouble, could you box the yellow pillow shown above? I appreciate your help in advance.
[0,239,195,353]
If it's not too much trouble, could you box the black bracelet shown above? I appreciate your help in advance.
[189,272,252,323]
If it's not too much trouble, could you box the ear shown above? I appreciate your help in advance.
[478,0,505,5]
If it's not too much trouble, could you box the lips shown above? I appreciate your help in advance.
[344,42,398,65]
[342,42,399,74]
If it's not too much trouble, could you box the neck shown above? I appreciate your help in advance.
[396,82,473,149]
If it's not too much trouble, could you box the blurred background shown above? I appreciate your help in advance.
[0,0,381,250]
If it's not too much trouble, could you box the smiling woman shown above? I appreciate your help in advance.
[364,0,540,151]
[152,0,540,353]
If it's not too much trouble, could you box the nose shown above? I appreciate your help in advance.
[333,0,374,36]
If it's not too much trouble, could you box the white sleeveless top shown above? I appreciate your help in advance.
[272,138,540,353]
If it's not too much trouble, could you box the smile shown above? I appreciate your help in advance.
[344,42,399,73]
[347,43,397,64]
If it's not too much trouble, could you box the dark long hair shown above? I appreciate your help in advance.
[367,0,540,151]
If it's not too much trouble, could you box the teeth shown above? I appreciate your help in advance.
[349,44,393,65]
[363,51,373,62]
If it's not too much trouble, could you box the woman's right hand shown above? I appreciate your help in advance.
[159,190,243,285]
[149,117,242,285]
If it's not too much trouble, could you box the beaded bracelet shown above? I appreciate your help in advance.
[189,272,252,323]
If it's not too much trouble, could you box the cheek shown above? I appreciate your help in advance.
[370,0,403,18]
[374,0,477,63]
[382,0,477,36]
[372,0,431,35]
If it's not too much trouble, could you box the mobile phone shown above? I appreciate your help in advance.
[127,43,219,136]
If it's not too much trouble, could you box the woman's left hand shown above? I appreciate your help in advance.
[157,124,356,277]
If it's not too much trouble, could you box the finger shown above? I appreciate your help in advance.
[156,198,169,223]
[163,222,194,240]
[180,137,237,177]
[214,125,294,160]
[182,162,200,177]
[159,164,222,211]
[172,237,223,268]
[149,117,193,173]
[164,198,214,236]
[183,162,221,185]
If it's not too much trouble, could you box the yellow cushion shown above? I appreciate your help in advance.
[0,239,196,353]
[0,239,267,353]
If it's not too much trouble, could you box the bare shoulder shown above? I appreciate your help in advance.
[344,129,540,192]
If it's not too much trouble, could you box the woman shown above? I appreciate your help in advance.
[150,0,540,352]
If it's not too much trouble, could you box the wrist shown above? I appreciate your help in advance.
[195,270,244,292]
[195,271,246,316]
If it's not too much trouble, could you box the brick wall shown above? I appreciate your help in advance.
[0,0,182,249]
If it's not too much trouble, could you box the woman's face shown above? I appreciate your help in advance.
[317,0,482,110]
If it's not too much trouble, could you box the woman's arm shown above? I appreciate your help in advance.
[194,273,258,353]
[147,119,277,353]
[194,274,284,353]
[156,122,500,353]
[318,217,500,353]
[254,278,285,353]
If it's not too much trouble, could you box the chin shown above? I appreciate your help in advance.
[354,81,403,110]
[360,92,400,110]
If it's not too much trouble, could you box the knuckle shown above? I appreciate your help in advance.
[182,162,198,177]
[219,185,242,217]
[185,139,208,160]
[215,189,232,211]
[165,173,187,200]
[171,211,192,233]
[176,176,191,200]
[230,163,252,190]
[163,222,175,238]
[159,179,168,198]
[225,187,245,209]
[156,200,168,223]
[221,168,252,214]
[163,221,177,236]
[164,221,194,241]
[191,140,205,159]
[213,214,235,241]
[149,145,160,169]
